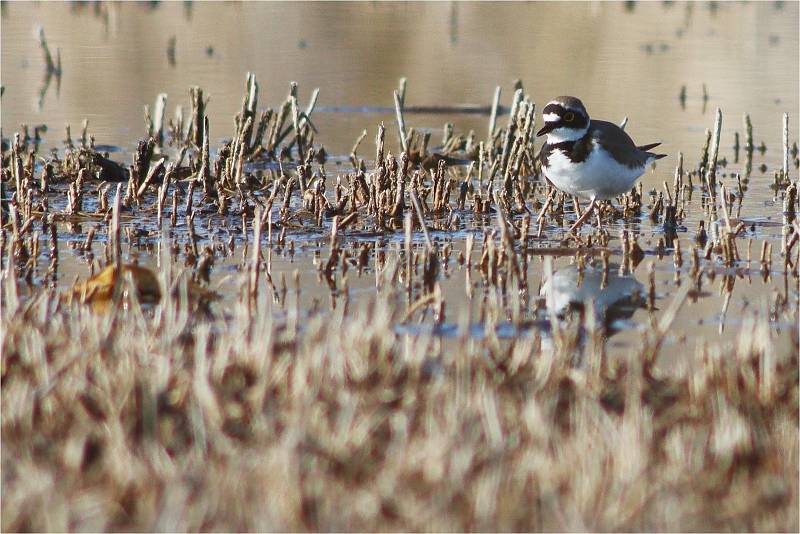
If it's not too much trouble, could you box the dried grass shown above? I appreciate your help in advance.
[2,262,797,532]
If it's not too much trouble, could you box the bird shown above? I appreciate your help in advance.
[540,263,644,325]
[536,96,666,234]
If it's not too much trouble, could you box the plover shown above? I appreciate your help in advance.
[537,96,666,233]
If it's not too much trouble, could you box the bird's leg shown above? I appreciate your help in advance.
[569,198,596,234]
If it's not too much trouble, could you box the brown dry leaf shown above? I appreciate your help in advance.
[66,264,161,312]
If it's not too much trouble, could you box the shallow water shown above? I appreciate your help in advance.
[2,1,798,349]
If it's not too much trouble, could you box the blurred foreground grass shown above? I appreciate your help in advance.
[2,259,797,532]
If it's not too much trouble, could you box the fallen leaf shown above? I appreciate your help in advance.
[66,264,161,312]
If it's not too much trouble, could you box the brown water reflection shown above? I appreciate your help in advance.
[3,1,797,156]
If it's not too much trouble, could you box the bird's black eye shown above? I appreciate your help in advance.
[564,112,575,122]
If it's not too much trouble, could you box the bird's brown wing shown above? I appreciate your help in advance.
[590,120,661,168]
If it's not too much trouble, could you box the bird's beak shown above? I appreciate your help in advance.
[536,122,556,137]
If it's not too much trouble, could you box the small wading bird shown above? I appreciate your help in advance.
[537,96,666,234]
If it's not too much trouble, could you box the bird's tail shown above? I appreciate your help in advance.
[638,142,661,152]
[639,142,667,160]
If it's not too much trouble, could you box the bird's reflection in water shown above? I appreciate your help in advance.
[540,264,645,334]
[395,264,645,345]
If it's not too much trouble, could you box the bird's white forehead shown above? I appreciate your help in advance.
[543,112,560,122]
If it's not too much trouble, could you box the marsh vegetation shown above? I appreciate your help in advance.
[1,2,798,531]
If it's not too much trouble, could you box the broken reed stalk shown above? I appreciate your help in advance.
[350,129,368,168]
[783,112,790,180]
[157,185,164,229]
[408,188,433,251]
[323,216,340,282]
[46,214,58,284]
[393,90,409,154]
[498,88,523,175]
[300,88,320,134]
[157,163,175,228]
[199,117,212,195]
[744,113,754,152]
[12,134,24,205]
[704,108,722,198]
[81,119,89,148]
[270,84,318,151]
[375,122,386,167]
[743,113,754,178]
[647,261,656,311]
[487,85,501,143]
[289,86,303,159]
[153,93,168,146]
[170,189,178,226]
[404,213,413,294]
[239,72,259,150]
[111,183,122,266]
[189,86,206,148]
[536,189,556,238]
[250,207,262,302]
[492,191,521,281]
[394,77,408,109]
[136,157,166,199]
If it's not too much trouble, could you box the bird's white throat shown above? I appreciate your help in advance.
[545,124,590,144]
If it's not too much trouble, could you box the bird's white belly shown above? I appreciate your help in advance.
[544,143,648,200]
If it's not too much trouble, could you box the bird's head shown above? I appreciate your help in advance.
[537,96,590,142]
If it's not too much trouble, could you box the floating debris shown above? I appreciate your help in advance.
[65,263,161,311]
